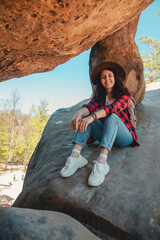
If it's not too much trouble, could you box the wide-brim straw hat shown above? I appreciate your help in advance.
[90,61,126,84]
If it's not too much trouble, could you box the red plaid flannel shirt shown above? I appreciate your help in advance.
[82,94,139,147]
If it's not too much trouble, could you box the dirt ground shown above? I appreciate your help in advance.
[0,164,26,204]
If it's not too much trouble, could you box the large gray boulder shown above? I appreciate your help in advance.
[0,207,100,240]
[13,88,160,240]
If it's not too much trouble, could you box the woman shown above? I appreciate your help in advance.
[60,62,139,187]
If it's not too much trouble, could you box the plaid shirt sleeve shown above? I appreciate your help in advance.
[82,97,100,113]
[100,94,129,115]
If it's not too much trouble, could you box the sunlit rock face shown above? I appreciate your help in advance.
[0,0,154,82]
[89,16,145,104]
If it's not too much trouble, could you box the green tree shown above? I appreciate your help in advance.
[20,114,35,170]
[139,36,160,82]
[30,99,50,145]
[0,90,22,169]
[0,95,50,170]
[0,112,8,163]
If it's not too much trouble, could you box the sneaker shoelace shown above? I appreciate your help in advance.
[92,160,104,175]
[64,157,72,169]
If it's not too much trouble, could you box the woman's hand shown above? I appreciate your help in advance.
[71,112,82,132]
[79,115,94,132]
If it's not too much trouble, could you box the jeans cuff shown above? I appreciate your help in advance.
[99,144,111,152]
[72,140,85,148]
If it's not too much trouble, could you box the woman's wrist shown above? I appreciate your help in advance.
[76,111,82,118]
[90,112,97,121]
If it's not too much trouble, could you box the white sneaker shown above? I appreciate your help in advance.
[88,161,110,187]
[60,155,88,178]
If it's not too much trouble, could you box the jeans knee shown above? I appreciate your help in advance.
[91,119,102,128]
[105,114,118,123]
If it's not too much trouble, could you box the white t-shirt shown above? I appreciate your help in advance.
[106,96,115,105]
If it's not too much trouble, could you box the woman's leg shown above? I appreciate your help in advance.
[71,123,92,157]
[60,120,105,178]
[88,114,133,186]
[97,114,133,167]
[100,114,133,151]
[60,124,92,177]
[72,119,104,157]
[89,119,109,164]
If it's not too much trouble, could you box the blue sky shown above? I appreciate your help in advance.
[0,0,160,114]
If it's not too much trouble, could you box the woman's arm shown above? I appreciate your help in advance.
[78,107,90,117]
[78,108,107,132]
[94,108,107,119]
[82,97,100,114]
[71,96,101,132]
[76,95,130,132]
[100,94,130,115]
[71,107,90,132]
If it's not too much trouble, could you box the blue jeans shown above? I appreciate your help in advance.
[72,114,133,151]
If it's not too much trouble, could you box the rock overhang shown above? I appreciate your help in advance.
[0,0,154,82]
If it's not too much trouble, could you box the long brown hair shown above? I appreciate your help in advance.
[94,68,130,106]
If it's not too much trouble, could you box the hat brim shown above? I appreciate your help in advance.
[90,62,126,84]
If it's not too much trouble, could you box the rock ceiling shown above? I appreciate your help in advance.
[0,0,154,82]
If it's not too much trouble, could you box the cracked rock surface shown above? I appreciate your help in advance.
[13,88,160,240]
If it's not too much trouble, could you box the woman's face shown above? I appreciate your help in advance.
[100,69,115,93]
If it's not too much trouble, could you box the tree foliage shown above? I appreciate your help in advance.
[0,91,50,170]
[139,36,160,82]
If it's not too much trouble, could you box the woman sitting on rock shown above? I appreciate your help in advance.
[60,62,139,187]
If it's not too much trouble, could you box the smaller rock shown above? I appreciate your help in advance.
[0,207,100,240]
